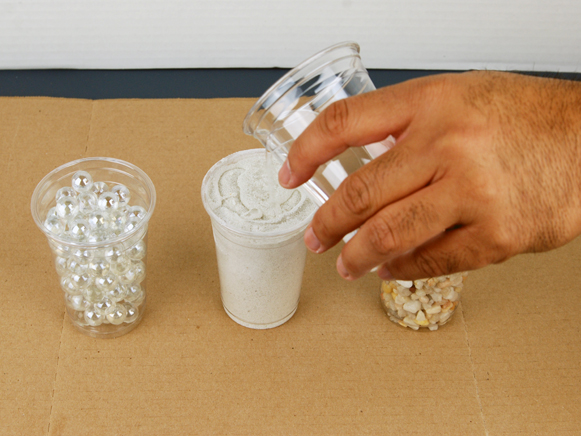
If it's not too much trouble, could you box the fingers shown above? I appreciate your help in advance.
[375,226,500,280]
[279,80,422,189]
[334,179,465,279]
[304,133,436,252]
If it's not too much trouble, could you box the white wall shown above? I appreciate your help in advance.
[0,0,579,71]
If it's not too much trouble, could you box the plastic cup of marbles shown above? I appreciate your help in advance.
[380,273,468,331]
[31,157,156,338]
[201,149,317,329]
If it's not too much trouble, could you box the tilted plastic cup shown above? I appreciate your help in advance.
[31,157,156,338]
[243,41,395,207]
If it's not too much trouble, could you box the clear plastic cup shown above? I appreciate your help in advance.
[243,41,395,207]
[379,273,468,331]
[201,149,316,329]
[31,157,156,338]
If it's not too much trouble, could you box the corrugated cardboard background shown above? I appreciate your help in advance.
[1,97,580,435]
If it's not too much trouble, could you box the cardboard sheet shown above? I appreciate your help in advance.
[1,96,580,435]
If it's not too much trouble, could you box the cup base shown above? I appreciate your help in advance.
[223,305,298,330]
[66,304,146,339]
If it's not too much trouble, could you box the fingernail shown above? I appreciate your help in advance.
[304,226,322,253]
[337,255,353,280]
[278,159,292,187]
[377,265,394,281]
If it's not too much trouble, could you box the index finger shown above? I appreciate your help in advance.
[278,78,425,189]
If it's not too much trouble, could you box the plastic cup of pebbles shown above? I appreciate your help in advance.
[380,273,468,331]
[31,157,156,338]
[201,149,316,329]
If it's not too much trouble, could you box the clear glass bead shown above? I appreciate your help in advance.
[109,255,131,276]
[70,248,93,261]
[95,272,118,292]
[111,184,131,207]
[66,294,89,311]
[83,285,105,303]
[87,210,109,231]
[106,304,128,325]
[127,205,146,221]
[77,191,98,212]
[107,284,128,302]
[61,275,80,295]
[71,272,92,290]
[67,218,91,241]
[44,216,65,236]
[124,218,141,234]
[95,297,114,316]
[91,181,109,196]
[118,266,137,285]
[71,170,94,193]
[88,258,110,277]
[55,187,77,201]
[84,307,104,326]
[97,192,119,211]
[126,239,147,260]
[56,196,79,219]
[132,261,146,283]
[108,210,127,234]
[55,256,68,275]
[67,256,89,275]
[104,245,123,264]
[87,229,111,243]
[46,207,59,218]
[125,284,145,305]
[123,302,139,324]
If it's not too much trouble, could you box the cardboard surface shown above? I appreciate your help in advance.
[1,96,580,435]
[1,0,581,71]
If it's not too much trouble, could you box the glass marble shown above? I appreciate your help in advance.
[47,207,59,218]
[104,245,123,264]
[111,184,131,207]
[83,285,105,303]
[68,218,91,241]
[84,308,104,326]
[123,302,139,324]
[98,192,119,211]
[127,205,146,221]
[124,218,141,233]
[67,256,89,275]
[118,267,137,285]
[132,260,146,283]
[66,294,89,312]
[109,255,131,276]
[71,272,92,290]
[95,273,118,292]
[91,181,109,196]
[108,210,127,234]
[95,297,114,316]
[77,191,98,212]
[107,284,128,302]
[126,239,146,260]
[61,275,80,295]
[70,248,93,261]
[71,170,94,193]
[55,256,68,275]
[88,258,110,277]
[55,187,77,201]
[88,210,110,231]
[44,216,65,235]
[56,196,79,219]
[106,305,128,325]
[125,284,145,305]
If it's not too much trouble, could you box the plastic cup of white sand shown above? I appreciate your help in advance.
[201,149,316,329]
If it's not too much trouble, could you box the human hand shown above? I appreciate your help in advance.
[278,71,581,280]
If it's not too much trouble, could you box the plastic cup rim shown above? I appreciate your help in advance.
[242,41,361,137]
[201,148,315,240]
[31,156,156,249]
